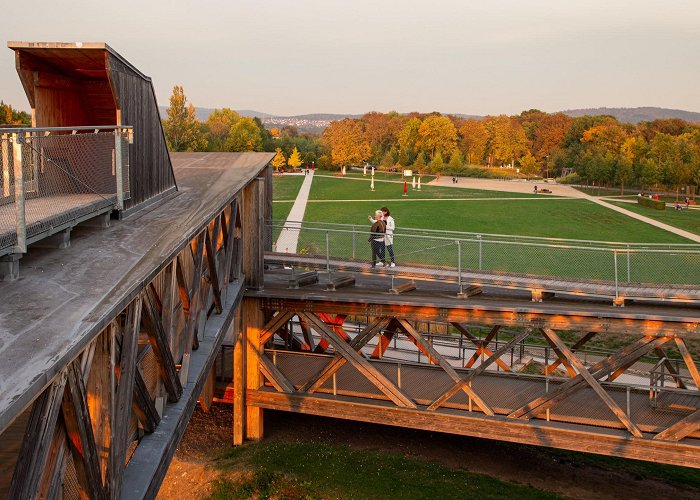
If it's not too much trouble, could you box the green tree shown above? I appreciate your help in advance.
[398,117,422,163]
[430,151,445,173]
[0,101,31,125]
[287,146,303,169]
[518,152,539,176]
[162,86,207,152]
[448,150,464,171]
[412,151,427,173]
[226,117,263,151]
[418,115,458,160]
[205,108,240,151]
[271,147,286,171]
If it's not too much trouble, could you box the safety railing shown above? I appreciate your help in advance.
[0,126,132,255]
[269,220,700,287]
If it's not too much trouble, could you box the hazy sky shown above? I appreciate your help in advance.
[2,0,699,116]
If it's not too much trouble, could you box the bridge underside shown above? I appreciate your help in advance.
[231,268,700,469]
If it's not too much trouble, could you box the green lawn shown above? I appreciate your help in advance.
[209,442,560,500]
[272,174,304,201]
[608,201,700,237]
[304,198,689,243]
[309,175,540,201]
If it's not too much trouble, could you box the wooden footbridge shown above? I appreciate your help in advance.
[1,41,700,500]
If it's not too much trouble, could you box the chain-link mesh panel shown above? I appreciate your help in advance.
[0,128,131,256]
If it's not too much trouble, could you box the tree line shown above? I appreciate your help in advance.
[0,101,31,126]
[161,86,700,196]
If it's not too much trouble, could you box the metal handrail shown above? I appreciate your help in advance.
[271,219,700,249]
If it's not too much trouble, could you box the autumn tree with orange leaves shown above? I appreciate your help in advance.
[322,119,371,169]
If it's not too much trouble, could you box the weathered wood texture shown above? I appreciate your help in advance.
[8,43,177,212]
[107,53,176,210]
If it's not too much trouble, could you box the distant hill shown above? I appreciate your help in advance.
[560,107,700,124]
[157,106,700,133]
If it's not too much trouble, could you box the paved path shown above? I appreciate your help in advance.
[275,171,314,253]
[429,176,700,243]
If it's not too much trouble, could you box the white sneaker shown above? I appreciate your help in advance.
[390,263,396,267]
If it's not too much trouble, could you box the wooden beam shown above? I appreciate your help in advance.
[9,370,68,499]
[259,311,296,346]
[161,259,178,355]
[675,338,700,389]
[261,298,698,338]
[301,317,390,393]
[428,329,531,411]
[654,347,686,389]
[540,328,578,378]
[179,230,206,384]
[62,361,107,499]
[205,219,223,314]
[302,312,416,408]
[108,299,141,499]
[248,391,700,469]
[175,255,192,321]
[142,289,183,402]
[398,319,494,416]
[132,367,161,433]
[232,306,245,445]
[463,325,505,370]
[654,408,700,442]
[258,353,296,393]
[545,331,596,375]
[509,336,669,420]
[540,328,643,438]
[244,298,264,440]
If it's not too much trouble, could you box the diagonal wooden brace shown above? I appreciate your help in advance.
[539,328,643,438]
[302,317,390,393]
[429,329,531,411]
[398,319,494,416]
[302,313,416,408]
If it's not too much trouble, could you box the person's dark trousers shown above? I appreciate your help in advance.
[371,240,385,267]
[386,244,395,263]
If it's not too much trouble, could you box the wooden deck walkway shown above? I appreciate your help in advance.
[0,193,113,254]
[265,252,700,305]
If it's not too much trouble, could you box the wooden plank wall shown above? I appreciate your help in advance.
[106,54,176,211]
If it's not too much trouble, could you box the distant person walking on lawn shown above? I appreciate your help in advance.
[367,210,386,268]
[381,206,396,267]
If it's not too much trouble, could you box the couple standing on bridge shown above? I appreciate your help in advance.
[368,207,396,268]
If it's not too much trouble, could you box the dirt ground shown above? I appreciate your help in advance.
[158,404,700,500]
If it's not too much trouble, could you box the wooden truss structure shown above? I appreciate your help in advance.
[0,169,271,498]
[236,297,700,468]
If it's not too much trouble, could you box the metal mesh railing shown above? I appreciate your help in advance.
[269,220,700,287]
[0,126,131,255]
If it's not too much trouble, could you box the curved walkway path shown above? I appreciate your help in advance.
[275,171,314,253]
[429,176,700,243]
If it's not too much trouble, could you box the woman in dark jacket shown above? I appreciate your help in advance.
[368,210,386,268]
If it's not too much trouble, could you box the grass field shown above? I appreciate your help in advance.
[608,201,700,237]
[209,441,560,500]
[309,175,540,201]
[303,198,689,243]
[272,174,304,201]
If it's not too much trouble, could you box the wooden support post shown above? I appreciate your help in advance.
[162,259,178,355]
[232,306,245,445]
[545,331,596,375]
[9,371,68,499]
[675,338,700,388]
[179,230,206,384]
[244,298,264,440]
[205,228,223,314]
[242,177,265,290]
[62,361,107,499]
[86,327,114,484]
[108,299,142,499]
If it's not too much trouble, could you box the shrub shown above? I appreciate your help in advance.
[637,196,666,210]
